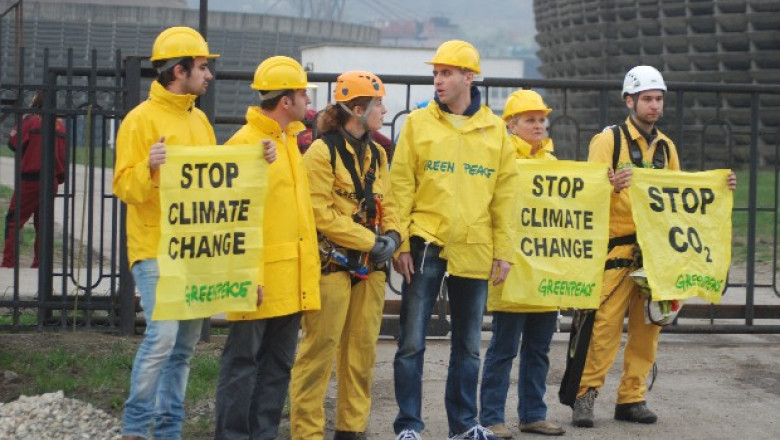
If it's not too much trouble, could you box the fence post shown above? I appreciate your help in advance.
[118,56,141,336]
[745,93,759,325]
[37,49,56,326]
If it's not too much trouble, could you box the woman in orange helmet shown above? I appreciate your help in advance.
[289,71,402,440]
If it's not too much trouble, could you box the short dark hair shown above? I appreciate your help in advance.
[258,89,295,111]
[153,57,194,87]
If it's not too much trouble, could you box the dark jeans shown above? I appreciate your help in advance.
[393,237,488,435]
[214,313,302,440]
[480,311,558,425]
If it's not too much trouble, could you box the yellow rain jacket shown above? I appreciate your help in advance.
[113,81,216,268]
[589,117,680,241]
[303,135,401,253]
[225,107,321,320]
[513,135,556,160]
[488,134,557,313]
[391,101,519,279]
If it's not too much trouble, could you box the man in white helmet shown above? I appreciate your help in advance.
[571,66,736,428]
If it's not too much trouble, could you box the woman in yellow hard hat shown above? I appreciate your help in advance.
[289,71,402,440]
[479,90,566,437]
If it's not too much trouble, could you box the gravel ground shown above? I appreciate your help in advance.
[0,391,121,440]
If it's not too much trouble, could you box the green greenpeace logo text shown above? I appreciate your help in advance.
[537,278,595,297]
[674,273,724,293]
[184,280,252,306]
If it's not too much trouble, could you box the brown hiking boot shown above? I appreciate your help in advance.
[519,420,565,436]
[572,387,597,428]
[485,424,513,438]
[614,401,657,424]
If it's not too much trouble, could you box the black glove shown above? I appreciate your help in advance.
[369,235,396,263]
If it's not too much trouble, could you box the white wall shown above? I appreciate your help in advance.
[301,45,524,140]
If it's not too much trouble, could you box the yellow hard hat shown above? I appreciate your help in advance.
[150,26,219,61]
[251,56,312,91]
[502,90,552,121]
[425,40,481,74]
[334,70,385,102]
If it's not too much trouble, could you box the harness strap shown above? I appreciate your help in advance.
[608,233,636,251]
[604,258,635,270]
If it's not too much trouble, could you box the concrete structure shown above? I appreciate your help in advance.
[533,0,780,164]
[0,0,381,140]
[302,43,524,139]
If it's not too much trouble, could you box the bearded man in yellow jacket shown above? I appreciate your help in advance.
[572,66,736,428]
[391,40,519,440]
[113,27,220,440]
[214,56,321,440]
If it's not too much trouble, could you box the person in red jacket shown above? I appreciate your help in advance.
[2,91,66,268]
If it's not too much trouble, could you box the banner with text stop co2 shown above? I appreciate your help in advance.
[153,145,268,320]
[629,168,733,303]
[498,160,611,309]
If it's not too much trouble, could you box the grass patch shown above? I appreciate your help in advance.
[0,144,114,168]
[731,169,778,263]
[0,332,222,437]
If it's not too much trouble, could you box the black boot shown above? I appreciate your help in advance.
[614,401,657,424]
[333,431,365,440]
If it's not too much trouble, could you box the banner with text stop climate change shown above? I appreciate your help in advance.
[153,145,268,320]
[499,160,611,309]
[629,168,733,303]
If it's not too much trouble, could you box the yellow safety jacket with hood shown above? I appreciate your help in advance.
[513,135,556,160]
[303,133,401,254]
[488,133,557,312]
[391,100,519,279]
[225,107,321,320]
[113,80,216,268]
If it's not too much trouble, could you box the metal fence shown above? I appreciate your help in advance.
[1,49,778,334]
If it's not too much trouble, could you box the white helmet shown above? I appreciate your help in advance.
[622,65,667,97]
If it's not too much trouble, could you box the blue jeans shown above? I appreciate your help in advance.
[394,237,488,435]
[122,259,203,440]
[480,311,557,426]
[214,314,302,440]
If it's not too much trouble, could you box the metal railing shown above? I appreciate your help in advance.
[1,51,778,334]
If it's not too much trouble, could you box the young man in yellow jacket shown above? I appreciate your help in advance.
[113,26,218,440]
[572,66,736,428]
[214,56,321,440]
[391,40,519,440]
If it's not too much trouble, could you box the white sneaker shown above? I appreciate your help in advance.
[448,425,497,440]
[396,429,421,440]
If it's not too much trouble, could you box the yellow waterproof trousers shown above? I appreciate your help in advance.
[578,247,661,404]
[290,270,386,439]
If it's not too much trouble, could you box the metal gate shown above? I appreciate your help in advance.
[1,50,779,334]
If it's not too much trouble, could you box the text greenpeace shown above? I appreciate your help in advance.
[496,160,611,309]
[153,145,268,320]
[537,278,596,298]
[629,169,733,303]
[423,159,494,178]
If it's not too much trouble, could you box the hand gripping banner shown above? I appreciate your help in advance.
[498,160,611,309]
[629,168,733,303]
[153,145,268,320]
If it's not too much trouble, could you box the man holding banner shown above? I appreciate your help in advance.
[213,56,321,440]
[113,27,219,440]
[571,66,737,428]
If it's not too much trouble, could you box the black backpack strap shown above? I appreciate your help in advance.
[363,141,381,222]
[321,132,365,200]
[611,125,621,171]
[652,139,670,169]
